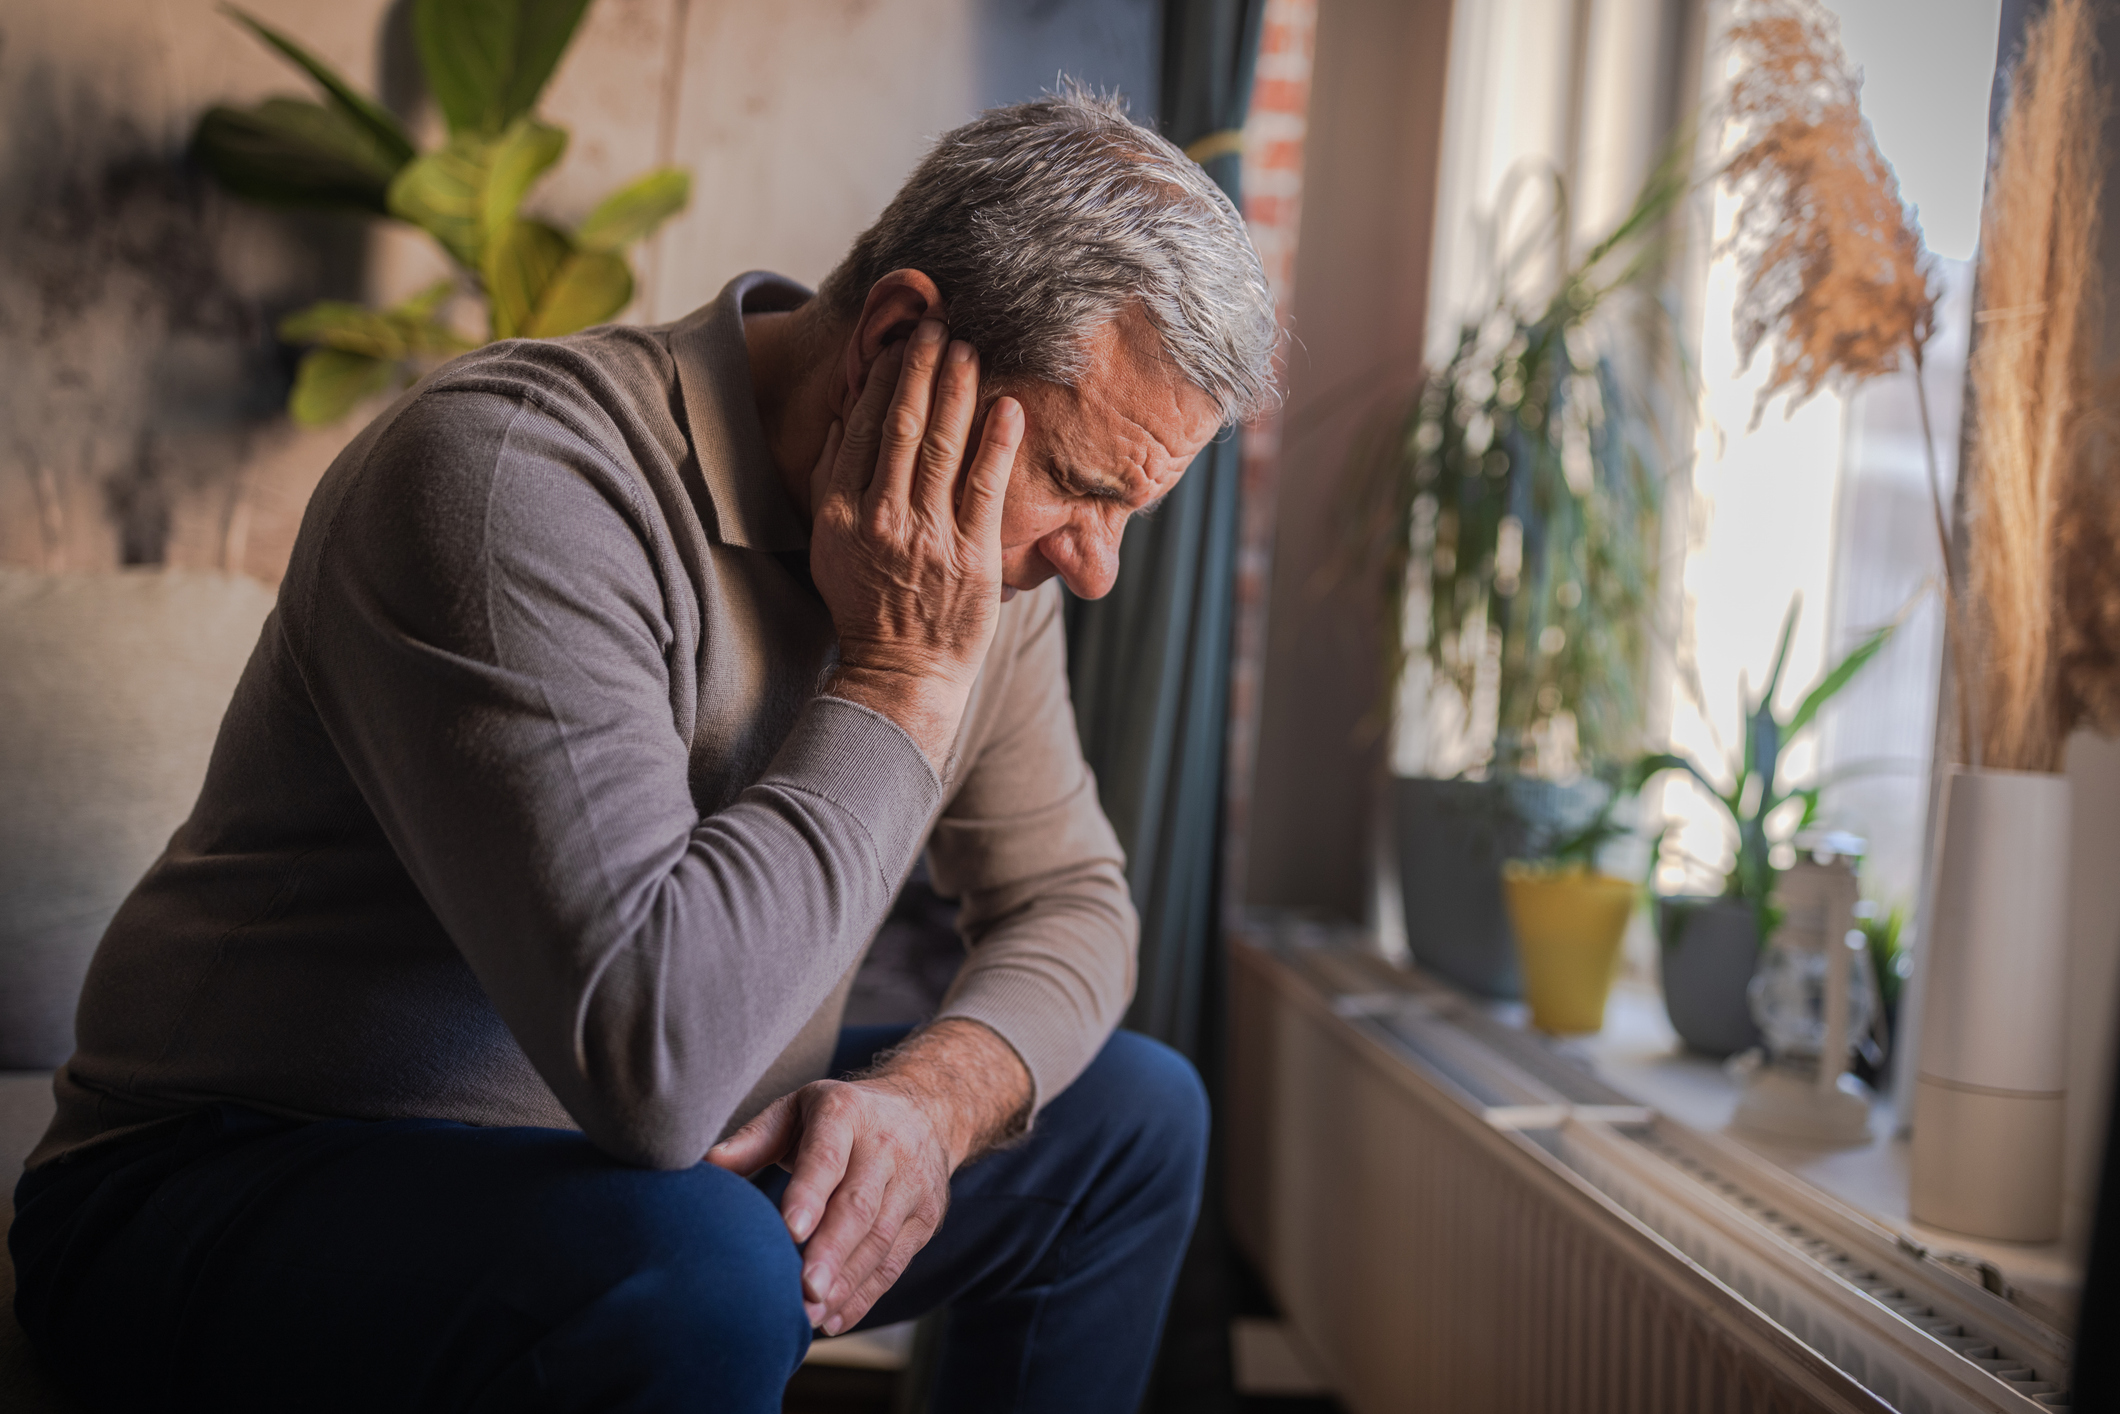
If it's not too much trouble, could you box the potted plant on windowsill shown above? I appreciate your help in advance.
[1638,596,1896,1056]
[1501,778,1640,1034]
[1352,152,1689,998]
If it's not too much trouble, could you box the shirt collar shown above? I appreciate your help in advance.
[667,271,814,552]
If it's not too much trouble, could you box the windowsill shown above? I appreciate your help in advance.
[1551,978,2084,1328]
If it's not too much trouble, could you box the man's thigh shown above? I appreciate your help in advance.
[13,1107,811,1414]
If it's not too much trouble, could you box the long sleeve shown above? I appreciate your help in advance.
[927,583,1137,1110]
[280,379,941,1170]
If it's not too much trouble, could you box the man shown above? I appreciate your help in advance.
[10,89,1276,1412]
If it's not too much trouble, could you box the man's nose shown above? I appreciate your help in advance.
[1045,525,1122,600]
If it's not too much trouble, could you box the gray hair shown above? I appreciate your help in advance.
[818,86,1278,426]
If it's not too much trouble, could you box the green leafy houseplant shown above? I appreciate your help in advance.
[1636,595,1897,911]
[1855,898,1907,1013]
[1637,596,1899,1056]
[194,1,691,426]
[1355,152,1691,1001]
[1355,149,1690,779]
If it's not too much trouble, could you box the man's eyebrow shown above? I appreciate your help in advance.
[1052,459,1132,502]
[1052,458,1177,516]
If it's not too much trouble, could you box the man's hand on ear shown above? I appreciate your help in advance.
[705,1017,1033,1336]
[808,317,1023,772]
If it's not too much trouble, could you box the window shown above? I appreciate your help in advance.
[1397,0,2003,989]
[1659,0,1998,919]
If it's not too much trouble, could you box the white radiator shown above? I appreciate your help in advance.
[1226,923,2075,1413]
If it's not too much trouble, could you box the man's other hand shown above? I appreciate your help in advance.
[705,1018,1032,1335]
[810,317,1024,771]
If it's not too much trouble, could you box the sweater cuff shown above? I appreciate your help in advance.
[935,969,1106,1118]
[759,696,944,884]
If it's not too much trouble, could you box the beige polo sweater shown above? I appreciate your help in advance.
[32,272,1135,1172]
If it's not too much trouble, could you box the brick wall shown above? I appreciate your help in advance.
[1225,0,1318,910]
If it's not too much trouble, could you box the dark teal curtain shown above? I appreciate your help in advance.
[1065,0,1264,1067]
[1068,7,1269,1410]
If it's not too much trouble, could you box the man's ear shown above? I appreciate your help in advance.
[838,269,948,415]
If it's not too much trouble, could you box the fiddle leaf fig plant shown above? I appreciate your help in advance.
[1636,595,1897,907]
[193,1,691,426]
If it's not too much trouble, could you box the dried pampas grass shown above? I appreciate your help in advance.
[1718,0,2120,770]
[1966,0,2108,771]
[1723,0,1936,426]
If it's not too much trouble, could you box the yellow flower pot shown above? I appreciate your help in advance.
[1501,865,1637,1034]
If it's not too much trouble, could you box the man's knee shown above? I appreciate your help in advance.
[1071,1031,1210,1194]
[615,1160,810,1329]
[528,1157,811,1400]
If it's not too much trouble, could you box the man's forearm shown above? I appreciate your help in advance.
[861,1017,1033,1169]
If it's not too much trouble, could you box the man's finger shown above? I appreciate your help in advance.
[913,340,979,520]
[778,1090,857,1246]
[823,1219,936,1335]
[817,1189,909,1319]
[867,319,948,513]
[817,1193,935,1334]
[833,344,904,499]
[957,395,1022,541]
[704,1095,798,1177]
[797,1143,896,1317]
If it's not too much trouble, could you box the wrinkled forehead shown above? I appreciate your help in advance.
[1010,311,1224,477]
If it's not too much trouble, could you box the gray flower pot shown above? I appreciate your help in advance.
[1657,896,1765,1057]
[1394,776,1607,1000]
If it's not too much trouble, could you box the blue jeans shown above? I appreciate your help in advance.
[10,1027,1207,1413]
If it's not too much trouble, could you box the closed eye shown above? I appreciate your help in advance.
[1052,460,1128,504]
[1053,458,1158,513]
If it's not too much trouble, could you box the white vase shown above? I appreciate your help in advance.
[1909,767,2071,1242]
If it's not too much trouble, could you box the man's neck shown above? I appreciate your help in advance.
[744,306,844,527]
